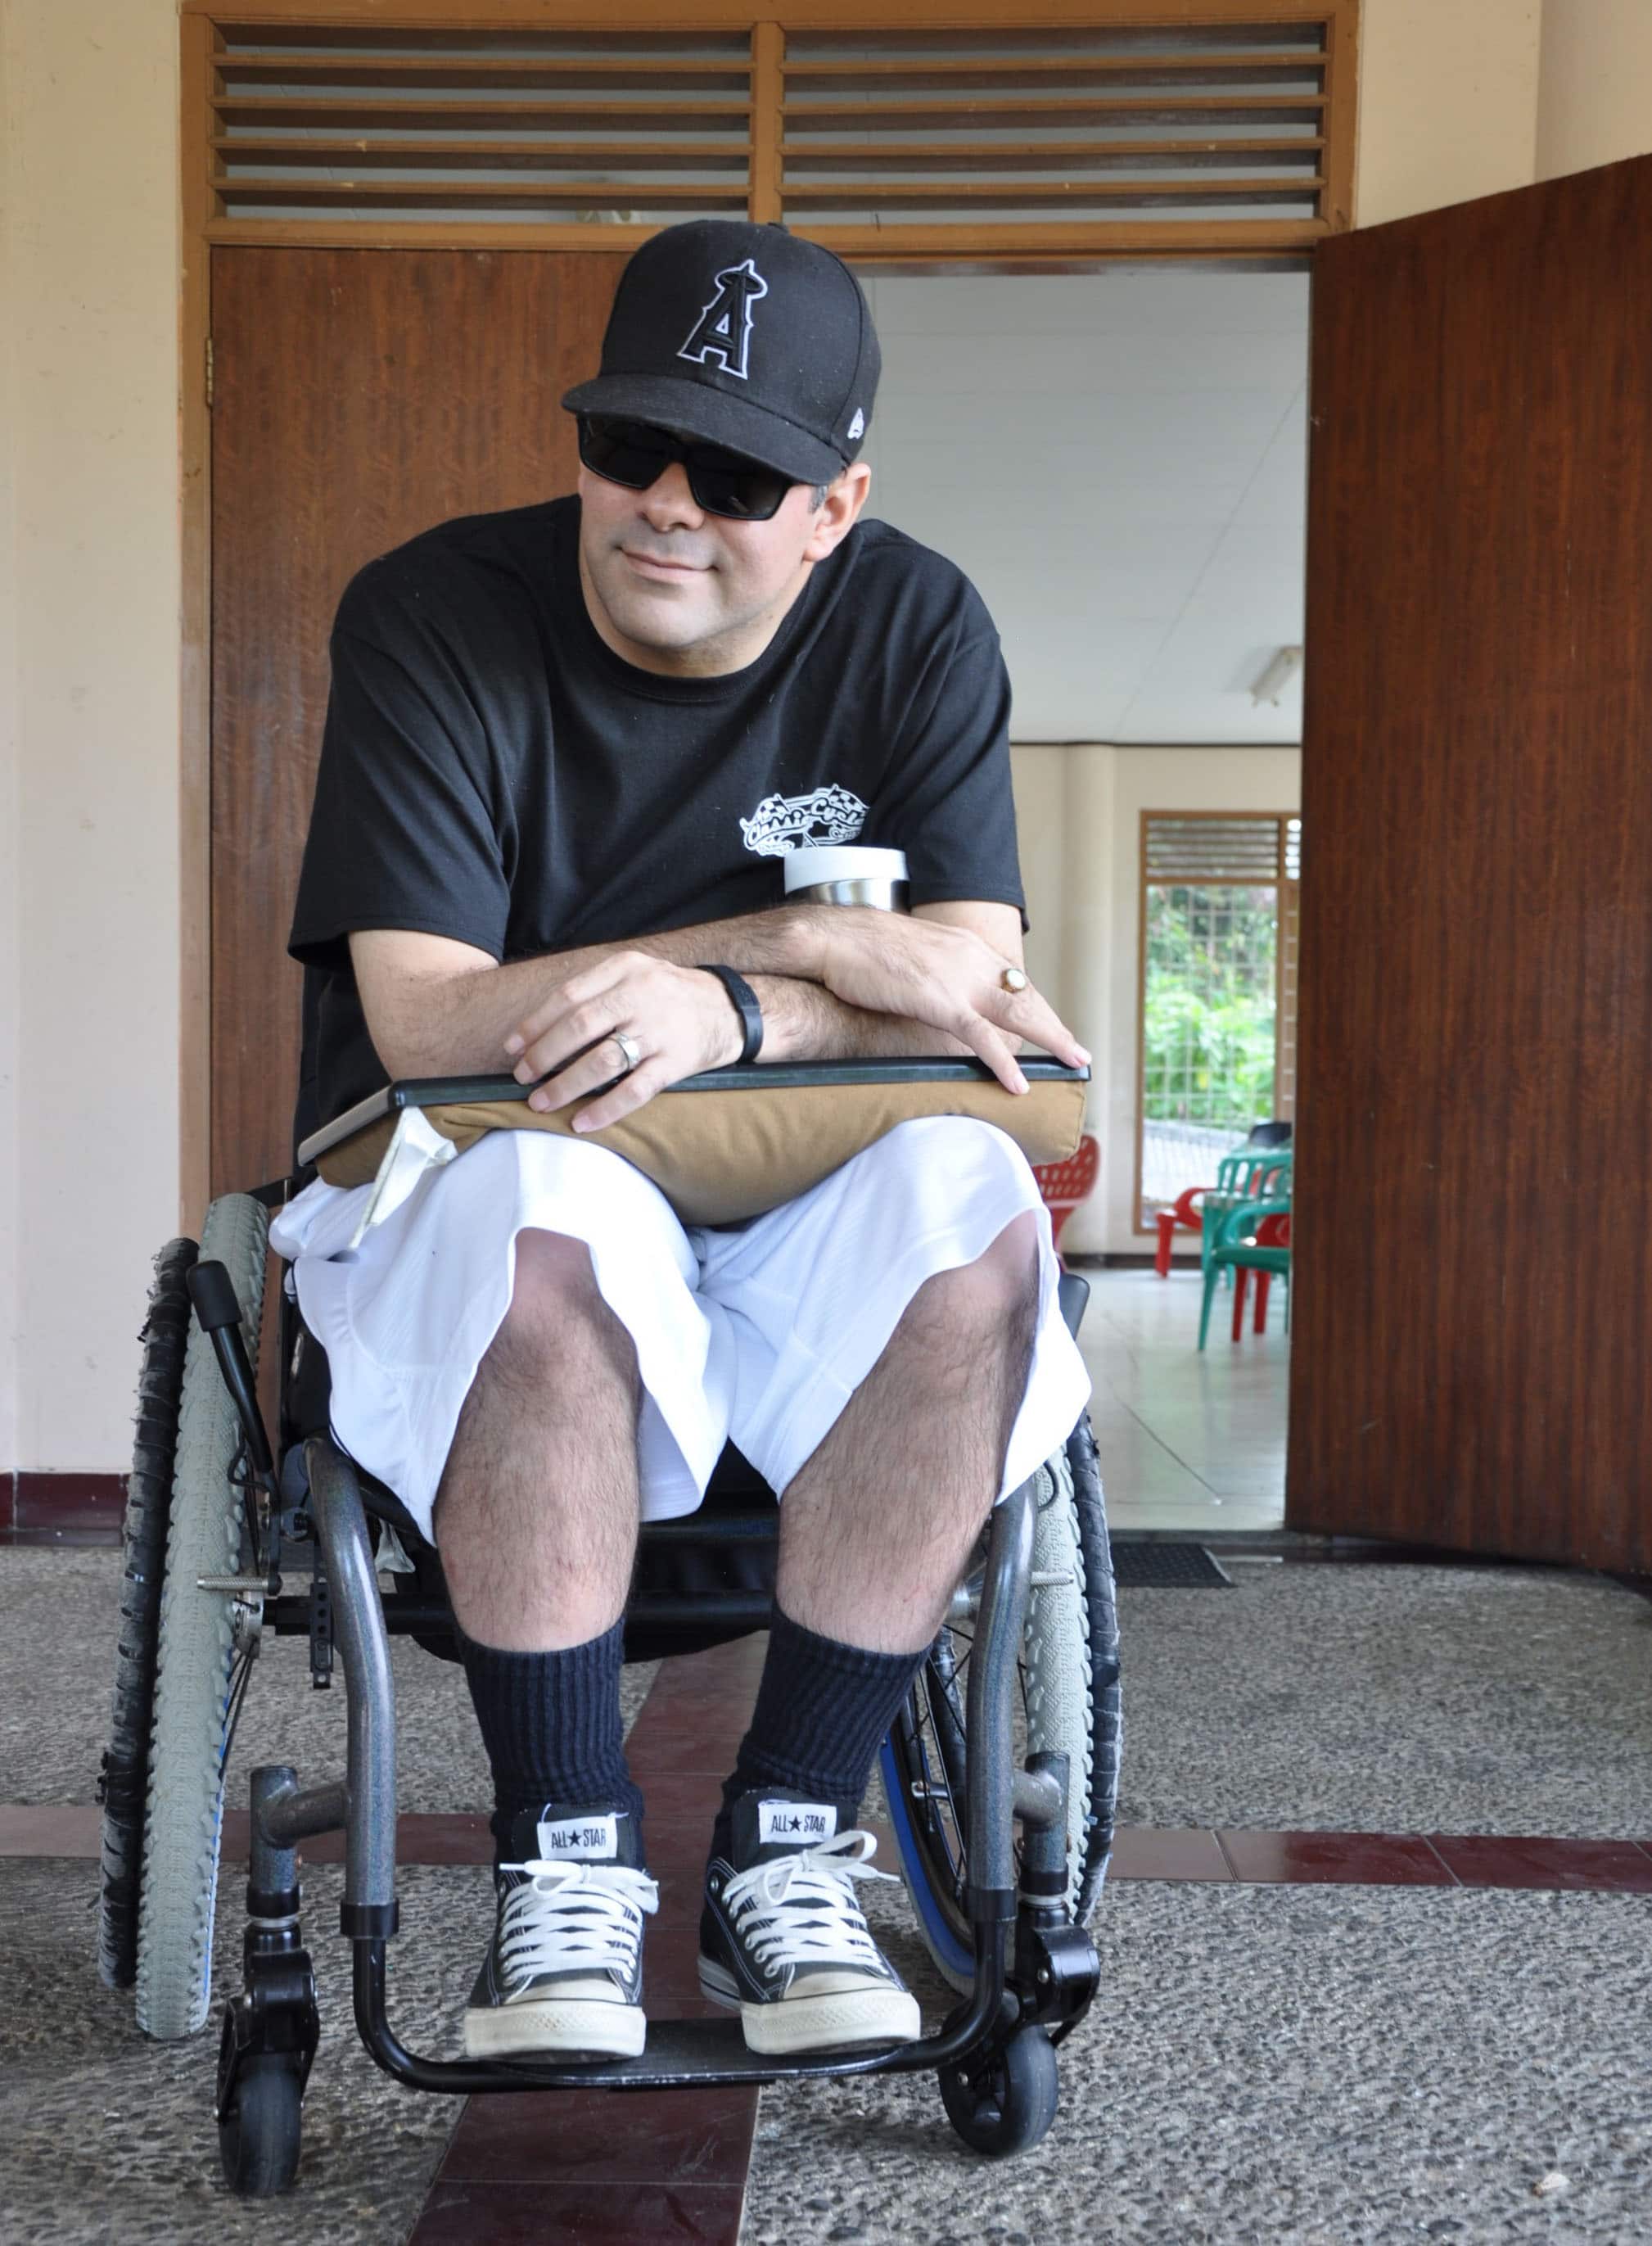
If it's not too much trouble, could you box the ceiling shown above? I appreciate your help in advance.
[855,266,1311,744]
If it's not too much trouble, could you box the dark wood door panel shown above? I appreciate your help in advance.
[210,245,623,1196]
[1289,156,1652,1570]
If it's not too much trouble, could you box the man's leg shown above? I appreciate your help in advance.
[440,1228,640,1650]
[718,1210,1040,1820]
[438,1229,661,2062]
[699,1213,1040,2052]
[437,1227,646,1848]
[779,1208,1042,1652]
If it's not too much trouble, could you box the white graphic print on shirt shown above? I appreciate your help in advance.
[739,784,869,856]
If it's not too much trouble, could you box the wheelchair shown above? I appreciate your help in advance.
[97,1064,1122,2197]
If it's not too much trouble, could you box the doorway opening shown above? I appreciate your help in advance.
[848,264,1309,1534]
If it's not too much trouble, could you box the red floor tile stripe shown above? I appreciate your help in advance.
[1427,1832,1652,1891]
[1215,1828,1456,1885]
[410,2180,747,2244]
[6,1801,1650,1898]
[404,1634,770,2246]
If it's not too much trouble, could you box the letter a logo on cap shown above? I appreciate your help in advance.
[678,258,768,381]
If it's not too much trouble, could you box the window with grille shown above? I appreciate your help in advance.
[1137,811,1301,1231]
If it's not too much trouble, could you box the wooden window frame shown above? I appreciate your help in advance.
[177,0,1355,1219]
[1133,808,1300,1237]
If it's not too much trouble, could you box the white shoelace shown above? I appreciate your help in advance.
[494,1858,660,1992]
[722,1830,897,1978]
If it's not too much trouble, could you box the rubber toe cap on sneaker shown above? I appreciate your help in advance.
[463,1993,647,2062]
[741,1982,921,2056]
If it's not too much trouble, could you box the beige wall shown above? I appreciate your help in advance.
[5,0,1652,1471]
[1355,0,1545,225]
[2,0,182,1472]
[0,2,20,1471]
[1537,0,1652,181]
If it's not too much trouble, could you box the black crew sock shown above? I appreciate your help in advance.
[458,1616,645,1867]
[708,1606,928,1865]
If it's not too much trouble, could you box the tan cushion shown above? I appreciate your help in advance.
[316,1075,1086,1228]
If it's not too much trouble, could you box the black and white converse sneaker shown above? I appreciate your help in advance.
[698,1790,922,2055]
[463,1803,658,2062]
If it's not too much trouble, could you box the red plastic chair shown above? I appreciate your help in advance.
[1153,1186,1210,1276]
[1230,1211,1291,1339]
[1031,1133,1099,1260]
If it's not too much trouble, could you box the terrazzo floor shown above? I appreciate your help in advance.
[5,1544,1650,2241]
[746,1878,1652,2246]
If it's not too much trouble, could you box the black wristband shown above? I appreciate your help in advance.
[697,964,765,1064]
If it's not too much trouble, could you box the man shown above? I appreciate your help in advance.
[271,220,1091,2065]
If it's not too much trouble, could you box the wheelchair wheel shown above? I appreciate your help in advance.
[134,1192,269,2040]
[219,2052,304,2197]
[882,1413,1122,1992]
[97,1237,198,1989]
[938,2026,1060,2158]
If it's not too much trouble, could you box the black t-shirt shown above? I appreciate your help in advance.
[290,495,1024,1139]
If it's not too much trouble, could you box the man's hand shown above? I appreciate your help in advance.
[350,902,1089,1102]
[503,952,745,1132]
[813,907,1089,1093]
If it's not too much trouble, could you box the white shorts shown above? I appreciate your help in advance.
[269,1115,1091,1547]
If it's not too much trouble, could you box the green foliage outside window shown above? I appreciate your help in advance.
[1144,884,1278,1128]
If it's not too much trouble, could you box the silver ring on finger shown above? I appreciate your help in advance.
[611,1030,643,1077]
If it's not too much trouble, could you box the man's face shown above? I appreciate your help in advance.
[576,445,869,679]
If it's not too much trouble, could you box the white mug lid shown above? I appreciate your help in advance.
[783,844,910,891]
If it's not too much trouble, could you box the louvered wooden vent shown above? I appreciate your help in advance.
[211,25,757,228]
[201,7,1355,259]
[779,21,1341,246]
[1145,814,1299,883]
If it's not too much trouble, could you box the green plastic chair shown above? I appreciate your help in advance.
[1198,1195,1292,1349]
[1199,1150,1293,1286]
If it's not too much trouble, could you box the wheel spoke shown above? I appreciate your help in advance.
[219,1646,257,1777]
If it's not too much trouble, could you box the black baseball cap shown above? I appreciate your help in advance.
[562,220,879,487]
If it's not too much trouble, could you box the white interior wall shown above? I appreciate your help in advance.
[2,0,1649,1473]
[1007,747,1067,1006]
[1010,746,1302,1260]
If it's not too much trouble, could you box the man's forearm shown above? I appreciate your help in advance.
[745,975,969,1063]
[594,910,973,1060]
[362,907,840,1078]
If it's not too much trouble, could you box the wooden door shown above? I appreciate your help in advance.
[210,246,623,1196]
[1289,155,1652,1571]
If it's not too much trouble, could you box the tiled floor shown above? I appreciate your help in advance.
[1074,1263,1288,1532]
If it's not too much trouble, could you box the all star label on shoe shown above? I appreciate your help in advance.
[536,1812,621,1859]
[756,1801,837,1846]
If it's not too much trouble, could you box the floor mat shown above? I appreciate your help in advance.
[1109,1540,1233,1588]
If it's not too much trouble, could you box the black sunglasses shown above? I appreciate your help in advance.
[576,414,799,522]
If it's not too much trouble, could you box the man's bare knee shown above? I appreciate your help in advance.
[904,1210,1040,1343]
[503,1229,602,1331]
[492,1229,638,1388]
[436,1227,641,1647]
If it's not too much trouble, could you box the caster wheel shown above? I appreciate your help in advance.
[939,2027,1060,2158]
[219,2053,304,2197]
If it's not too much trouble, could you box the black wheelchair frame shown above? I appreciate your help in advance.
[147,1062,1104,2188]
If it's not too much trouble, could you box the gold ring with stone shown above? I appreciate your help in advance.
[1000,966,1029,995]
[612,1031,643,1075]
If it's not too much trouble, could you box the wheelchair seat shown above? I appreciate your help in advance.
[277,1268,1088,1668]
[282,1309,782,1665]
